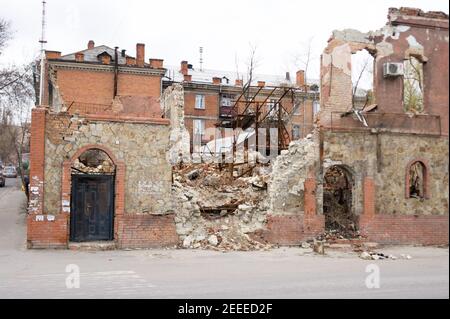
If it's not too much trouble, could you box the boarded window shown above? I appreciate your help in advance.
[403,56,424,113]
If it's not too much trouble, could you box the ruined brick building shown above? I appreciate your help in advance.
[27,42,179,248]
[27,7,448,249]
[267,7,449,245]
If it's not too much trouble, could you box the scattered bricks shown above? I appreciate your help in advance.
[313,240,325,255]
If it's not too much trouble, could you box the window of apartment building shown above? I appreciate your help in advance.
[403,56,424,113]
[267,99,278,116]
[292,125,301,140]
[195,94,205,109]
[293,100,303,115]
[220,94,234,107]
[193,119,205,136]
[313,100,320,116]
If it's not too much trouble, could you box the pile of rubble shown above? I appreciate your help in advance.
[315,229,364,242]
[172,162,273,251]
[359,251,412,260]
[72,158,115,174]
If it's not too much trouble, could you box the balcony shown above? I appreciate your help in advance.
[219,106,236,118]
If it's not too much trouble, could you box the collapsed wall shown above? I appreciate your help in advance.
[268,132,320,215]
[161,83,325,249]
[171,163,272,251]
[162,84,191,165]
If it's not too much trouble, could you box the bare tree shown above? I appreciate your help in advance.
[244,43,259,93]
[293,36,318,88]
[0,17,35,194]
[0,18,11,54]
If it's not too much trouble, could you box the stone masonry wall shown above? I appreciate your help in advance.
[323,131,449,216]
[43,112,173,216]
[268,131,320,215]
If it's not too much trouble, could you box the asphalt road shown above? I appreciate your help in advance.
[0,177,448,299]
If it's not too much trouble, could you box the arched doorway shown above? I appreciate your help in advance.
[323,165,357,236]
[70,148,116,242]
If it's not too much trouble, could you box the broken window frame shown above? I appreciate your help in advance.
[292,124,301,140]
[403,56,424,113]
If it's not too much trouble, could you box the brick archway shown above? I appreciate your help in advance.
[61,144,125,242]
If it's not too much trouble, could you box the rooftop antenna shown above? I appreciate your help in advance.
[199,46,203,72]
[38,0,47,105]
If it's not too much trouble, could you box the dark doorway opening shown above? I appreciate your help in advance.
[323,165,357,236]
[70,149,116,242]
[70,174,115,242]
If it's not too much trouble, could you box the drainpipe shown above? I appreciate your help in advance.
[114,47,119,98]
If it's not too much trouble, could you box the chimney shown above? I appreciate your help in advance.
[121,49,126,57]
[75,52,84,62]
[212,77,222,85]
[136,43,145,67]
[285,72,291,82]
[45,51,61,59]
[235,79,243,87]
[180,61,188,75]
[126,56,136,66]
[257,81,265,87]
[149,58,164,68]
[183,74,192,82]
[296,70,305,87]
[88,40,95,49]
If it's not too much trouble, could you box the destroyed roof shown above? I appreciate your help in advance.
[60,45,129,64]
[202,129,256,154]
[165,65,319,87]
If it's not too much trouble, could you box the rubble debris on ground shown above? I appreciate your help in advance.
[172,161,273,251]
[313,240,325,255]
[359,251,412,260]
[323,165,358,235]
[315,229,364,242]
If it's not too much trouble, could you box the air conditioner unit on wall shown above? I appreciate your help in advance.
[383,62,404,77]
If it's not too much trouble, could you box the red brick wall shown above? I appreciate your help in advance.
[116,214,179,248]
[27,213,68,248]
[359,175,448,245]
[184,92,219,118]
[55,69,161,106]
[261,214,325,245]
[29,108,46,215]
[360,214,449,245]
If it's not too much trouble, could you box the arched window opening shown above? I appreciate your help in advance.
[409,161,426,199]
[72,149,115,175]
[323,165,358,236]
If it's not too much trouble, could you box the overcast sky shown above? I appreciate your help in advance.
[0,0,448,81]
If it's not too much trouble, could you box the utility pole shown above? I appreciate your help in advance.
[38,1,47,106]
